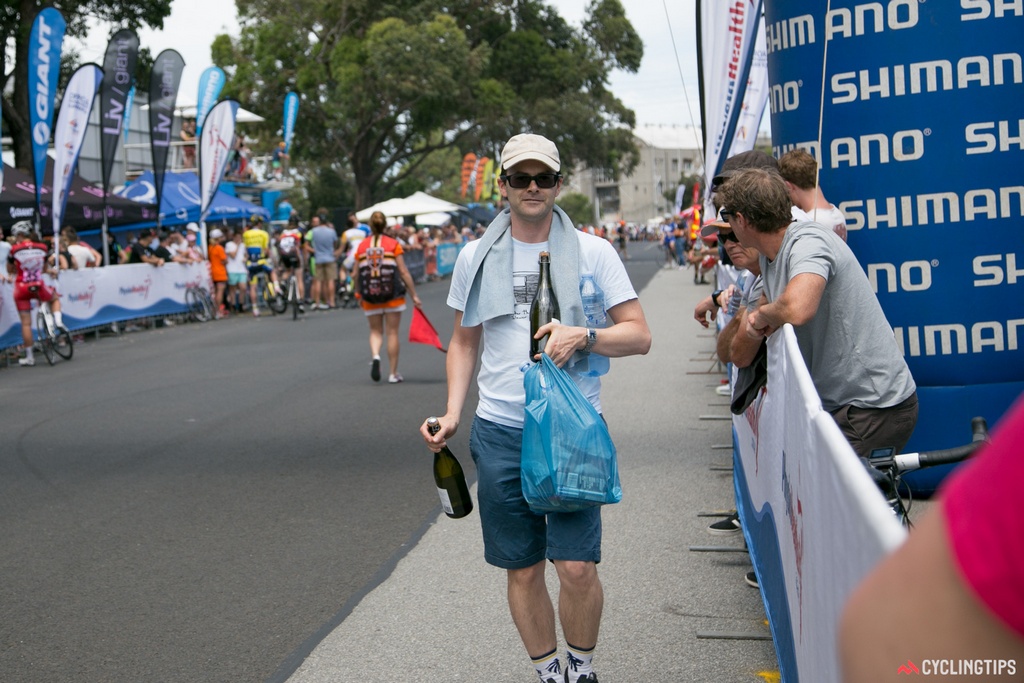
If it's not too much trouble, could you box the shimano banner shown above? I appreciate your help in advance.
[99,28,139,193]
[198,99,240,221]
[763,1,1024,491]
[283,91,299,154]
[27,7,66,214]
[148,50,185,219]
[52,64,103,238]
[195,66,225,138]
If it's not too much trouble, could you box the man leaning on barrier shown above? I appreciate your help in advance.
[716,168,918,457]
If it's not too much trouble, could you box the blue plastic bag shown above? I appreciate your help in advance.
[521,354,622,513]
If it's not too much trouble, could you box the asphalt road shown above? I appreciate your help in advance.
[0,243,663,683]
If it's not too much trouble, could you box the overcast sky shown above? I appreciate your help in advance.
[77,0,705,129]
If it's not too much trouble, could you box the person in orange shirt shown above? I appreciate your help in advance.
[207,229,229,318]
[353,211,422,383]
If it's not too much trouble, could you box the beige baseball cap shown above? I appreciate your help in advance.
[500,133,560,172]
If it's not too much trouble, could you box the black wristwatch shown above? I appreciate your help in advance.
[582,328,597,354]
[711,290,724,308]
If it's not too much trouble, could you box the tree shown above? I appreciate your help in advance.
[1,1,173,170]
[214,0,643,209]
[556,192,595,229]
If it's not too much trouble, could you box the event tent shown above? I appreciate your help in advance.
[355,191,463,221]
[0,162,157,234]
[110,170,270,232]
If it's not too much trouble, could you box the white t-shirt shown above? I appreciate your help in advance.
[792,204,847,241]
[224,240,248,274]
[67,243,97,269]
[448,230,637,428]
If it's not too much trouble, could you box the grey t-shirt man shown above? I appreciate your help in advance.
[310,225,338,265]
[760,221,915,412]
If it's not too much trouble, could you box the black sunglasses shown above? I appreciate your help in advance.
[719,209,734,222]
[500,172,561,189]
[718,230,740,244]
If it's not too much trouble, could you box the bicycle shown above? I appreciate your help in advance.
[184,284,215,323]
[283,271,303,320]
[35,299,73,365]
[863,417,988,528]
[253,271,287,315]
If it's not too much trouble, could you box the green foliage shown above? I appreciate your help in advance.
[216,0,643,209]
[557,192,596,229]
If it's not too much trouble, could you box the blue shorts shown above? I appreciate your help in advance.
[470,417,602,570]
[227,273,247,286]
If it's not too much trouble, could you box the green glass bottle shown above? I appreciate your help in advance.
[529,251,559,361]
[426,417,473,519]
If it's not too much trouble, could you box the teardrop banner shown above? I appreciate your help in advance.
[762,1,1024,491]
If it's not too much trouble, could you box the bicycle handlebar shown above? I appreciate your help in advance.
[891,416,988,473]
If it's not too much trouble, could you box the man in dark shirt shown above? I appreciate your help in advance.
[128,232,164,266]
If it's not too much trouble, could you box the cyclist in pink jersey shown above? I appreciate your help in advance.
[6,221,66,366]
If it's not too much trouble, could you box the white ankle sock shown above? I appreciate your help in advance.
[532,649,563,682]
[565,643,595,682]
[54,311,63,327]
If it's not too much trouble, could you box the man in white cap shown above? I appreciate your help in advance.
[420,133,652,683]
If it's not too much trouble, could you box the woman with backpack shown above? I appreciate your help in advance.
[353,211,422,383]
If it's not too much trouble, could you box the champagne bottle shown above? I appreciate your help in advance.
[529,251,559,360]
[427,417,473,519]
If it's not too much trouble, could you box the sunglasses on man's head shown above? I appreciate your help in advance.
[500,173,562,189]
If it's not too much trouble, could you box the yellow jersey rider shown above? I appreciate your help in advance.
[243,215,278,316]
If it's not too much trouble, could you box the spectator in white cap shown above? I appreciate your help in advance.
[420,132,651,683]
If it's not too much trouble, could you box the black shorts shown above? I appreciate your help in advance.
[279,253,301,269]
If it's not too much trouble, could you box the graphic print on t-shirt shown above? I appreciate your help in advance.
[512,270,539,320]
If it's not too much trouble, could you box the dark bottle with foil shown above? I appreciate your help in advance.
[427,417,473,519]
[529,251,560,360]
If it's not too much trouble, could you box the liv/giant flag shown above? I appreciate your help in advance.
[27,7,67,214]
[52,64,103,240]
[99,28,139,193]
[195,66,225,138]
[198,99,240,221]
[762,0,1024,493]
[283,91,299,154]
[148,50,185,223]
[697,0,764,204]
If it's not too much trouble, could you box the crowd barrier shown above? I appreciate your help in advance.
[0,263,212,349]
[733,324,906,682]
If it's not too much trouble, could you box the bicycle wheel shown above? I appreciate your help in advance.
[53,326,73,360]
[185,287,206,322]
[290,279,300,320]
[268,282,287,315]
[198,287,216,321]
[36,310,56,366]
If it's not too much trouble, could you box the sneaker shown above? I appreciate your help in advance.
[388,373,403,383]
[708,513,741,535]
[298,304,306,313]
[715,384,731,396]
[252,308,261,318]
[744,571,759,589]
[371,358,381,382]
[18,357,35,366]
[572,675,599,683]
[318,303,330,310]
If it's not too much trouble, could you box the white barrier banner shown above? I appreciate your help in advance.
[0,263,212,347]
[733,325,905,682]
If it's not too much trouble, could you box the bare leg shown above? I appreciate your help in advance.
[384,311,402,376]
[368,313,384,359]
[554,560,603,650]
[508,562,558,658]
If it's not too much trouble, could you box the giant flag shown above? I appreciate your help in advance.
[283,91,299,154]
[195,66,225,138]
[27,7,66,217]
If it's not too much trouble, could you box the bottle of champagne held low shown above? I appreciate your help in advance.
[427,417,473,519]
[529,251,559,361]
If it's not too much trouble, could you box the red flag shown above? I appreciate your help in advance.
[409,307,446,352]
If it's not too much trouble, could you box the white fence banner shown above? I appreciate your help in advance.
[733,324,906,682]
[0,263,212,347]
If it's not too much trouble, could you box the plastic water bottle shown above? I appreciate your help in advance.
[578,274,609,377]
